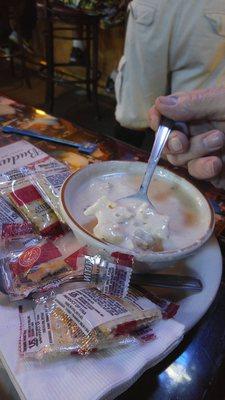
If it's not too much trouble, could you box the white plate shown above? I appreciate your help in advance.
[0,236,222,400]
[149,235,222,331]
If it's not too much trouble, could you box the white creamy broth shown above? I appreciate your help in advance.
[74,172,209,253]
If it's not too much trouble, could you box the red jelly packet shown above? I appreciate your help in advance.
[83,251,133,298]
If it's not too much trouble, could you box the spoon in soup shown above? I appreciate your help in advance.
[118,116,174,209]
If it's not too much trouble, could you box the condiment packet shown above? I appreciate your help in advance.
[19,282,162,358]
[30,167,71,223]
[0,158,66,182]
[0,195,35,250]
[133,286,180,319]
[1,222,33,238]
[1,232,85,300]
[0,195,26,235]
[83,250,133,298]
[0,177,64,237]
[133,324,156,343]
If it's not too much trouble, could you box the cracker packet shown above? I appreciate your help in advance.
[133,286,180,320]
[0,195,31,236]
[0,176,64,237]
[0,195,35,250]
[30,167,71,223]
[0,232,85,300]
[0,155,67,182]
[19,282,162,358]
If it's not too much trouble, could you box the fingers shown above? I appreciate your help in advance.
[187,156,223,180]
[154,87,225,121]
[148,106,160,131]
[149,106,190,154]
[164,130,189,154]
[166,130,225,166]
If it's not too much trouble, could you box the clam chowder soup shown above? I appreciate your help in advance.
[74,171,211,253]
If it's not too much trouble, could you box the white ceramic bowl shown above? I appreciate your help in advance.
[60,161,215,268]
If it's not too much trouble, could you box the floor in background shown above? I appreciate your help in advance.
[0,61,153,150]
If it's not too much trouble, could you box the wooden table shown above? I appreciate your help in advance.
[0,95,225,400]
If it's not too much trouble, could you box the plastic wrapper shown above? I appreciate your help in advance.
[0,195,31,237]
[0,149,66,182]
[83,250,133,298]
[1,223,36,253]
[133,286,180,320]
[0,176,64,237]
[1,221,33,239]
[0,195,35,250]
[19,282,162,358]
[1,232,85,300]
[30,167,71,223]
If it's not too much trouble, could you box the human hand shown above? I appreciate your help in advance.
[149,88,225,188]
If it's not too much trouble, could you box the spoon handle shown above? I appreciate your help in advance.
[139,117,174,196]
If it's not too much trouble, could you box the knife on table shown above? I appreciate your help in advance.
[1,125,98,155]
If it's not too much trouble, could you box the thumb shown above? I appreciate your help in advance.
[155,88,225,121]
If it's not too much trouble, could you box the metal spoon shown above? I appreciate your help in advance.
[119,116,174,207]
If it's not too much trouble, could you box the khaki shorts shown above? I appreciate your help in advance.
[115,0,225,129]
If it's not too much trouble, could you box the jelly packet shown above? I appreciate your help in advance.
[83,251,133,298]
[30,167,71,223]
[0,176,64,237]
[1,232,85,300]
[19,282,162,358]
